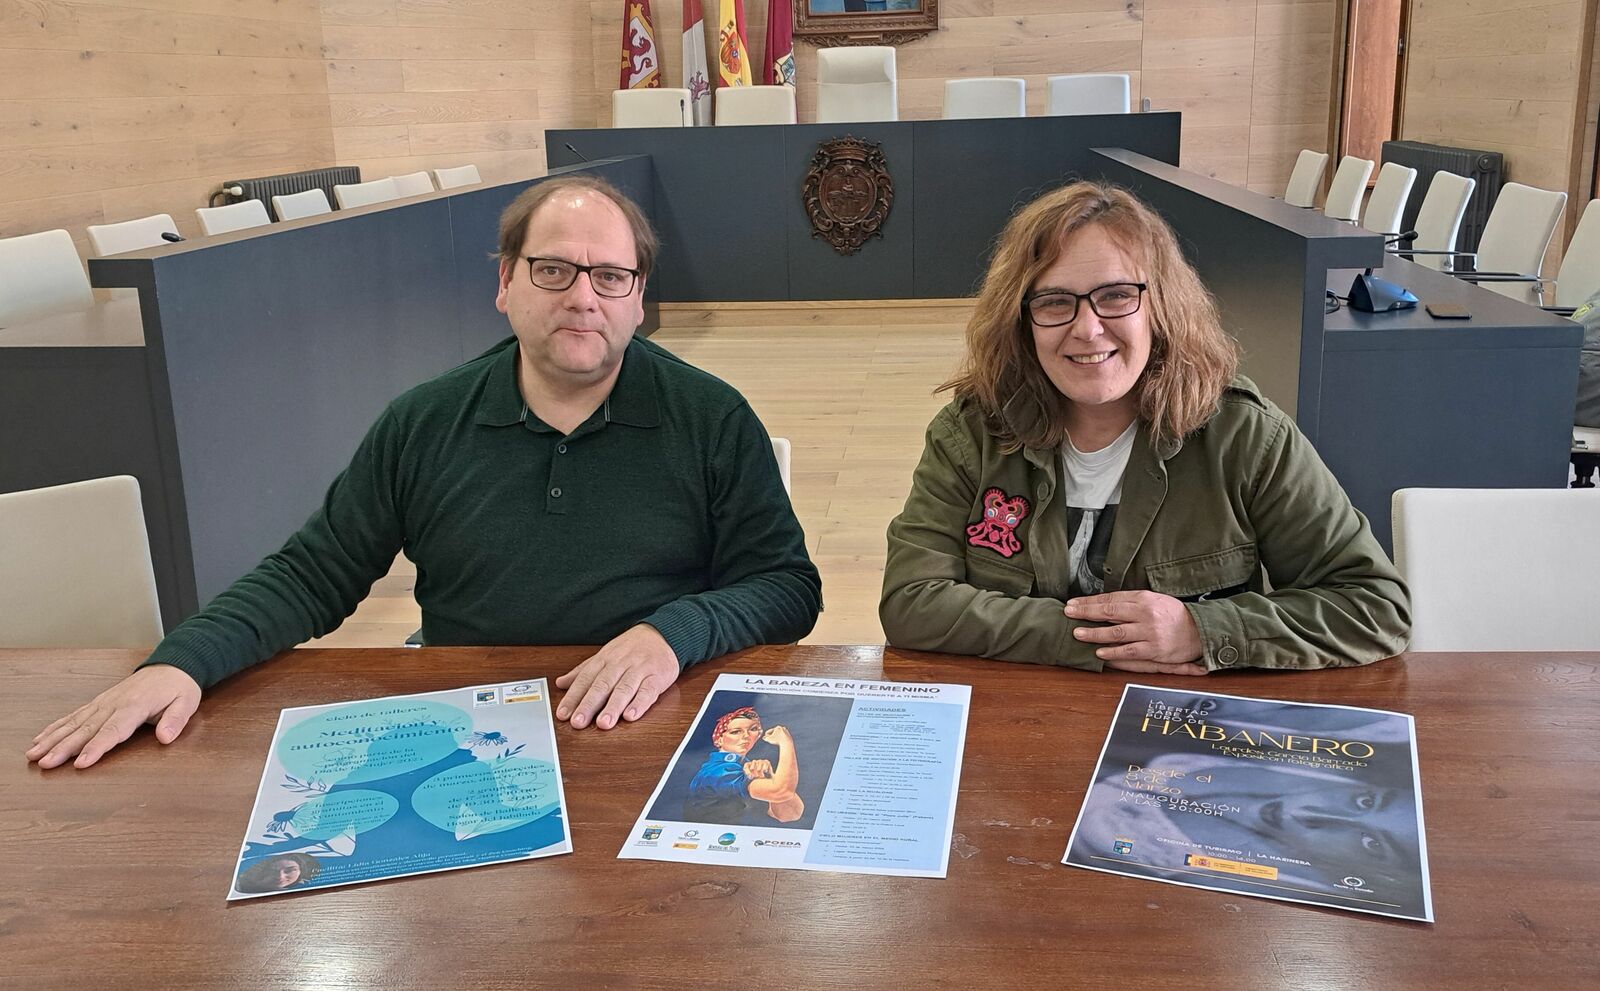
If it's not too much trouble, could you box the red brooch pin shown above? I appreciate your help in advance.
[966,487,1029,558]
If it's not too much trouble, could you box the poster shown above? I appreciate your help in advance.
[228,679,571,900]
[621,673,970,877]
[1063,685,1433,922]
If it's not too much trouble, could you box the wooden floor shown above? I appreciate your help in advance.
[306,301,972,650]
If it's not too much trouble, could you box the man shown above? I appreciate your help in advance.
[28,176,822,770]
[1574,285,1600,429]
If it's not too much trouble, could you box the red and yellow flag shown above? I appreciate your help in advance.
[763,0,795,87]
[619,0,663,90]
[717,0,751,88]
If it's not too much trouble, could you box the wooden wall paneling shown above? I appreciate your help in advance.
[1,0,335,254]
[1565,0,1599,240]
[1249,1,1337,195]
[1401,0,1586,269]
[1143,2,1256,185]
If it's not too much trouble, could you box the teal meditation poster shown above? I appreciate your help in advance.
[228,680,571,899]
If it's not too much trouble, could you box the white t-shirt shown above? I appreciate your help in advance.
[1060,421,1137,597]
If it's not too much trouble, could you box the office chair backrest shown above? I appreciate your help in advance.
[1283,150,1329,209]
[816,46,898,123]
[1045,73,1131,115]
[771,437,792,495]
[1476,182,1567,302]
[195,200,271,236]
[716,85,798,125]
[942,77,1026,120]
[1362,162,1417,236]
[432,164,482,190]
[334,176,402,210]
[272,188,333,221]
[1323,156,1374,222]
[87,214,179,256]
[1554,198,1600,308]
[612,88,694,127]
[1393,488,1600,651]
[391,171,436,197]
[1409,170,1476,270]
[0,476,163,648]
[0,229,94,327]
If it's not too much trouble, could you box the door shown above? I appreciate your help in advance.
[1339,0,1407,179]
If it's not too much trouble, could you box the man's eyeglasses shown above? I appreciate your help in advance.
[524,256,641,298]
[1022,282,1147,328]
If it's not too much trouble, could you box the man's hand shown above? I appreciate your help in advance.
[1066,590,1209,676]
[26,664,203,770]
[554,624,680,730]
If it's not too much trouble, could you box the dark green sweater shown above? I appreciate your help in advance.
[143,335,822,688]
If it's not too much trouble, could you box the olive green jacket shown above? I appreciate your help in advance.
[880,378,1410,671]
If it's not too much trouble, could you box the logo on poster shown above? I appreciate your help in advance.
[473,688,499,707]
[754,839,801,849]
[717,833,736,846]
[642,826,663,841]
[1113,839,1134,855]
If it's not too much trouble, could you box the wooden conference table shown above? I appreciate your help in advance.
[4,646,1597,989]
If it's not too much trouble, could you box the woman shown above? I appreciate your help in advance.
[684,706,803,824]
[234,852,322,894]
[881,181,1409,673]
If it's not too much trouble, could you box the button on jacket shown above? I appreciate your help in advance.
[881,378,1410,671]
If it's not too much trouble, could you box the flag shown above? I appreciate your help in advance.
[619,0,662,90]
[763,0,795,87]
[682,0,711,124]
[717,0,751,88]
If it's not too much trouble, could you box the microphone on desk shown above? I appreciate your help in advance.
[1348,266,1419,312]
[563,142,590,162]
[680,97,687,123]
[1384,229,1418,246]
[160,232,185,243]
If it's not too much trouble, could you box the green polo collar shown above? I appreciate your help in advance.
[474,336,661,429]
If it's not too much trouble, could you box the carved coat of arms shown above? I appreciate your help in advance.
[802,137,894,256]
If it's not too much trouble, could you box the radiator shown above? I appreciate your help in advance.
[221,166,361,221]
[1380,140,1503,261]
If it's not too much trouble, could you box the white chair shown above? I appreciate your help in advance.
[432,164,482,190]
[1045,73,1131,116]
[1451,182,1568,303]
[0,229,94,327]
[716,85,797,125]
[271,188,333,222]
[1545,199,1600,310]
[194,200,271,236]
[772,437,792,495]
[1392,488,1600,651]
[1362,162,1418,237]
[86,213,179,256]
[1323,155,1374,222]
[816,47,898,123]
[391,171,435,197]
[942,77,1026,120]
[1283,150,1329,209]
[1396,170,1475,271]
[334,176,402,210]
[0,476,163,649]
[612,87,694,127]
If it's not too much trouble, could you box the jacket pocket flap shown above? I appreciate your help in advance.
[965,554,1036,596]
[1144,543,1258,599]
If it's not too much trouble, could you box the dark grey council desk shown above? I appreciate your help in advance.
[0,111,1580,636]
